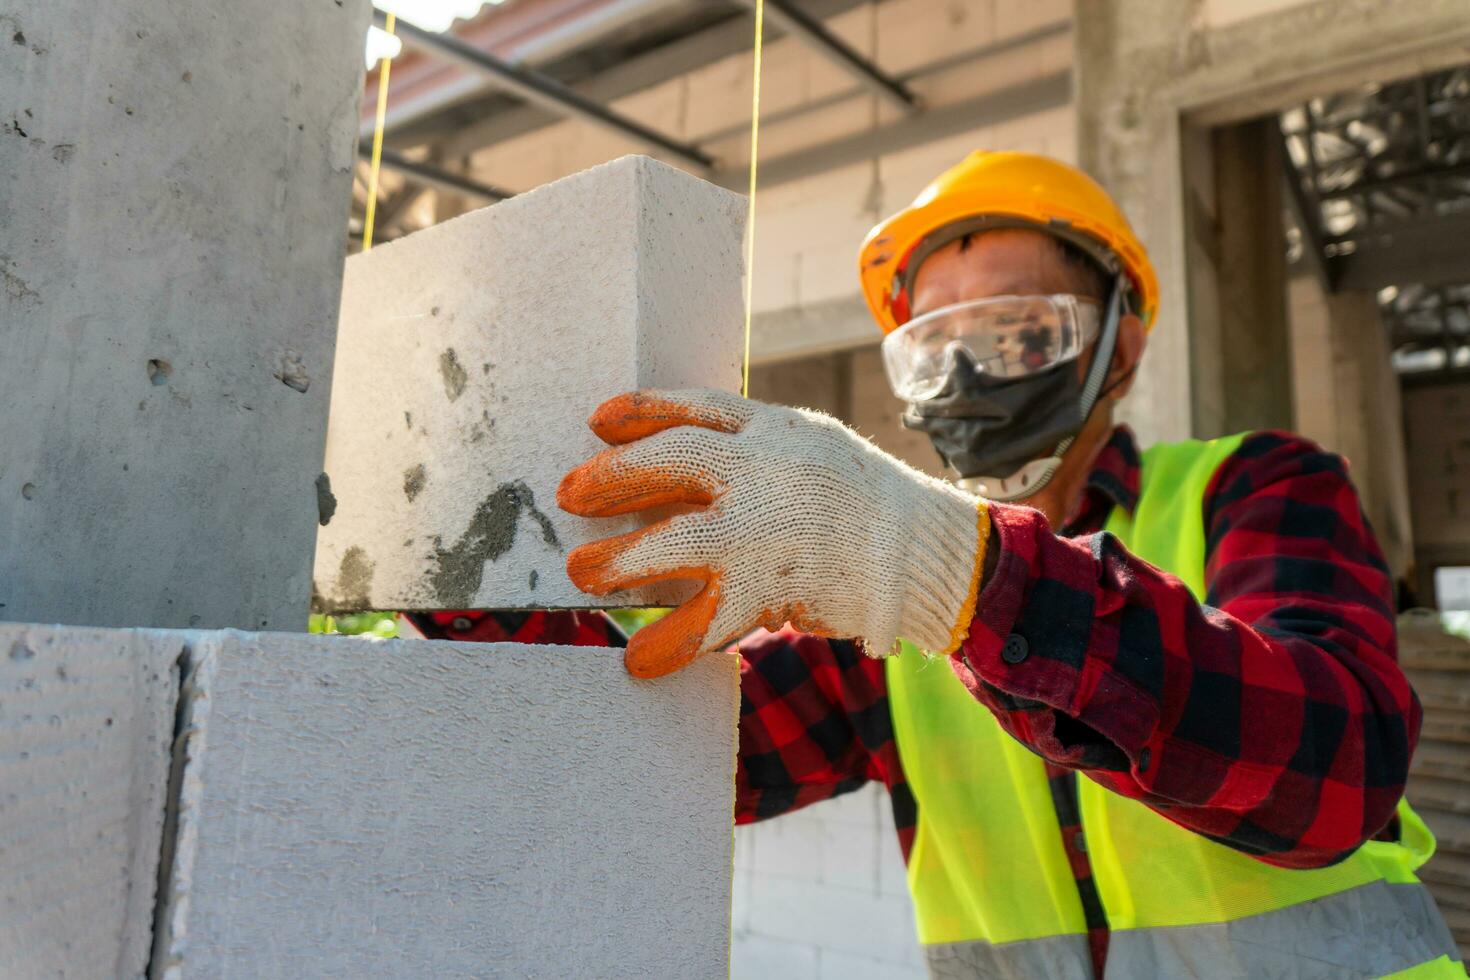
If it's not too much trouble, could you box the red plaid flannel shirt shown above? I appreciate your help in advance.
[404,609,624,648]
[734,427,1418,971]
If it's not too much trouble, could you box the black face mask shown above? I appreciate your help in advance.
[900,349,1083,479]
[899,276,1126,489]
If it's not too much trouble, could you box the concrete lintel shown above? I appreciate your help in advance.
[1178,4,1470,128]
[750,294,877,366]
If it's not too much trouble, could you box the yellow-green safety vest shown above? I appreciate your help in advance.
[887,434,1464,978]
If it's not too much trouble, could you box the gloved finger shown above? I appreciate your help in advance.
[587,389,757,446]
[623,580,723,678]
[565,510,721,595]
[558,425,733,518]
[704,595,836,656]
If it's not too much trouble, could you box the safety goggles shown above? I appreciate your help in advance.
[881,294,1101,401]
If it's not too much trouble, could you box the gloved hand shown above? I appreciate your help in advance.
[558,389,990,678]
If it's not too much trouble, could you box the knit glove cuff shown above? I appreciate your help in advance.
[888,479,989,657]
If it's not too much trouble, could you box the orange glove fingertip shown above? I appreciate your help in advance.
[623,581,722,678]
[556,463,593,516]
[588,391,661,445]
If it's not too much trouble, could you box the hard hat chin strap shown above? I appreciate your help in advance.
[958,274,1126,503]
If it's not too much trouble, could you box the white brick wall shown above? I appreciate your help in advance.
[732,784,926,979]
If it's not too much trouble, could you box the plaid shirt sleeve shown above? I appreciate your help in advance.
[950,431,1420,869]
[736,628,917,857]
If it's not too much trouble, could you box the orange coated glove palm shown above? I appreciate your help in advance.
[558,389,990,678]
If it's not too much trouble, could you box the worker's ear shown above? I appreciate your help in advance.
[1103,312,1146,401]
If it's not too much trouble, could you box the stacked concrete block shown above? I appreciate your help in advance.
[0,624,182,979]
[150,631,740,977]
[0,0,370,631]
[2,624,740,977]
[314,155,746,613]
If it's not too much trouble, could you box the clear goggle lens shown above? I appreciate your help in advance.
[881,294,1101,401]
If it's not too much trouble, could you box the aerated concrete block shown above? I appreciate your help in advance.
[153,631,739,978]
[314,155,745,612]
[0,623,182,980]
[0,0,370,631]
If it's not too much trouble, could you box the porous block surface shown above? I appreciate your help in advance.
[314,155,745,612]
[0,0,369,631]
[0,623,181,980]
[156,631,739,978]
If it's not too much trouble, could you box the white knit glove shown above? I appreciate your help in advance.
[558,389,990,678]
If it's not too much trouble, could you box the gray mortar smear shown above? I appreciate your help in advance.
[403,463,427,502]
[428,480,560,607]
[315,472,337,526]
[337,546,374,608]
[439,348,467,402]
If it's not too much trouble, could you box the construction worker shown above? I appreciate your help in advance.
[556,152,1465,978]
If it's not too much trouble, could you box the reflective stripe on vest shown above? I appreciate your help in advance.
[887,434,1465,978]
[924,933,1092,980]
[1105,879,1459,979]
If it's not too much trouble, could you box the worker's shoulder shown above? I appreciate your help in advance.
[1146,429,1342,470]
[1220,429,1351,481]
[1192,429,1356,509]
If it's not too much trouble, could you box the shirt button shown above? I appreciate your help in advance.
[451,616,474,632]
[1001,633,1030,664]
[1072,829,1088,853]
[1138,747,1152,772]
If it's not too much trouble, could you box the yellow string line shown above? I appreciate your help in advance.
[362,12,397,253]
[740,0,763,397]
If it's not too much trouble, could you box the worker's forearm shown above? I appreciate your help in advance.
[734,628,900,829]
[947,457,1416,867]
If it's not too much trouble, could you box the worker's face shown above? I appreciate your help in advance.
[909,228,1145,393]
[897,228,1147,499]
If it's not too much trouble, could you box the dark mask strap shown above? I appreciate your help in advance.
[1034,273,1126,471]
[1077,274,1126,423]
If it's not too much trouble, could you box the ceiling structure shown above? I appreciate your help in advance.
[350,0,893,242]
[1281,64,1470,374]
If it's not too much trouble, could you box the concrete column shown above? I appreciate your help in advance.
[1288,275,1414,578]
[0,0,370,630]
[1210,120,1293,435]
[1403,381,1470,603]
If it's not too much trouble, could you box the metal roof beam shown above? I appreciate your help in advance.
[1331,212,1470,291]
[377,9,714,171]
[1318,160,1470,202]
[1279,127,1335,292]
[733,0,918,114]
[361,146,513,203]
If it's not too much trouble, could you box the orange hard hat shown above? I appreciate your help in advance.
[858,151,1159,334]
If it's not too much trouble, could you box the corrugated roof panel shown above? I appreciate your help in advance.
[365,1,511,65]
